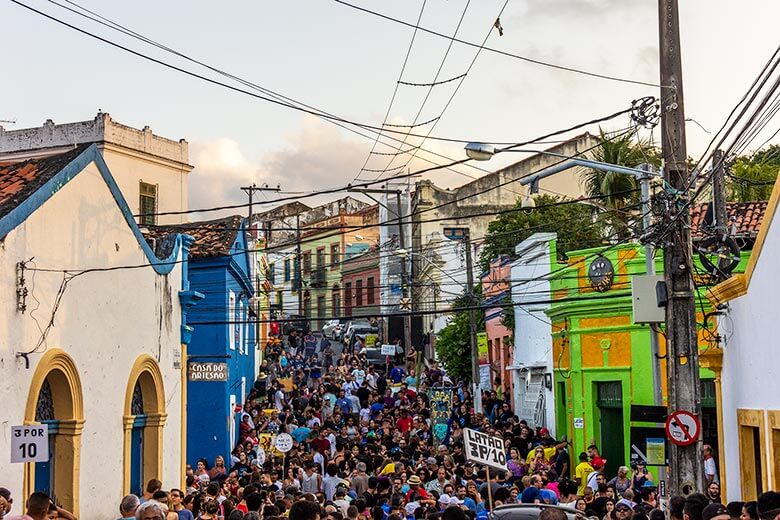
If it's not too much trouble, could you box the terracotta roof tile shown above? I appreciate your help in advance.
[690,200,768,238]
[144,215,243,260]
[0,146,89,219]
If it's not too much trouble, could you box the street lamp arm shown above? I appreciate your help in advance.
[517,157,653,187]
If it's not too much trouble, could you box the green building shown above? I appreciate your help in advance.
[546,242,744,477]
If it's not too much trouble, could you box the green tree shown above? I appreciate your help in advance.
[479,194,606,270]
[434,290,484,382]
[728,144,780,202]
[580,129,660,239]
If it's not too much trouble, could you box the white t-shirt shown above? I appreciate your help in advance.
[704,457,719,484]
[352,369,366,386]
[274,389,285,409]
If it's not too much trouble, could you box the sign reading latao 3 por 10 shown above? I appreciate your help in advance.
[188,362,228,382]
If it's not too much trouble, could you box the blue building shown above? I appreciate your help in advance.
[147,215,256,467]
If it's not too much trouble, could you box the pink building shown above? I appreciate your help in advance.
[481,255,514,407]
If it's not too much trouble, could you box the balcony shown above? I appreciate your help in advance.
[310,267,327,288]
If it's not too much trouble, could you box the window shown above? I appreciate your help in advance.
[284,259,291,282]
[356,279,363,306]
[276,291,283,306]
[317,248,326,270]
[139,181,158,226]
[367,277,375,304]
[317,296,326,321]
[331,244,340,267]
[268,264,275,285]
[303,251,312,275]
[332,287,341,316]
[303,291,311,319]
[228,291,236,350]
[344,282,352,316]
[737,409,767,500]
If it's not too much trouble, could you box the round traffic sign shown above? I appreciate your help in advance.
[665,410,701,447]
[274,433,294,453]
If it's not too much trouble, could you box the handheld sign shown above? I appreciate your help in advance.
[665,410,700,447]
[463,428,507,472]
[11,424,49,463]
[381,344,396,356]
[274,433,294,453]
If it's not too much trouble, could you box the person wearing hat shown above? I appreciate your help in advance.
[757,492,780,520]
[615,499,635,519]
[702,504,730,520]
[406,475,430,502]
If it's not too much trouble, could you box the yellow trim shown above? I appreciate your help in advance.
[23,348,84,517]
[709,168,780,305]
[737,409,768,500]
[768,411,780,491]
[122,355,167,494]
[180,343,188,490]
[700,349,727,500]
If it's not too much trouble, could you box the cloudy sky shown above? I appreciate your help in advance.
[2,0,779,213]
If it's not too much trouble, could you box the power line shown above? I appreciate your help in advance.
[332,0,666,89]
[9,0,548,147]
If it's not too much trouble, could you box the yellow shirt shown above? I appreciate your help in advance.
[526,446,557,464]
[575,461,595,495]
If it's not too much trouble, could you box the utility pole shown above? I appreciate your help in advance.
[296,212,303,316]
[659,0,704,495]
[396,190,413,362]
[463,229,481,414]
[639,165,664,408]
[348,187,413,358]
[444,227,482,414]
[711,150,728,236]
[241,183,281,364]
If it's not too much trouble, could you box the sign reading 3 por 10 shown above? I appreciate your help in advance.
[188,362,228,382]
[464,428,507,472]
[11,424,49,463]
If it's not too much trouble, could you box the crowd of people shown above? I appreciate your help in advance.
[4,330,780,520]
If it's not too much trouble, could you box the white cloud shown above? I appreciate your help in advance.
[188,137,260,216]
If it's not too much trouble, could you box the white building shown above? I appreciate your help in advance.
[708,187,780,501]
[0,112,192,226]
[509,233,557,433]
[0,115,196,518]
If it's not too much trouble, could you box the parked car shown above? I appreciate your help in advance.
[343,322,378,349]
[490,504,583,520]
[281,315,309,336]
[323,318,350,340]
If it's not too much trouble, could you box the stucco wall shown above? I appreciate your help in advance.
[0,161,184,519]
[720,208,780,500]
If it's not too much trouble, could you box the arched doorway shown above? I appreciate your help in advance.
[23,349,84,515]
[123,355,167,495]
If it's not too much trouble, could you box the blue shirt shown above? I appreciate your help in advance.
[292,426,312,442]
[336,397,352,414]
[520,486,541,504]
[390,367,405,384]
[463,497,477,511]
[177,510,195,520]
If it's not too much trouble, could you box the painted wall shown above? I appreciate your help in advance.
[0,159,184,519]
[510,233,557,431]
[481,256,513,402]
[719,208,780,500]
[186,235,255,467]
[547,242,742,473]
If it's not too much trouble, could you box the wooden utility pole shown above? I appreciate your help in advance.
[658,0,704,495]
[395,190,413,362]
[711,150,728,236]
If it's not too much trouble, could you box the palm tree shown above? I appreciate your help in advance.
[581,129,660,240]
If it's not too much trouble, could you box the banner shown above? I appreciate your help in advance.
[463,427,507,472]
[428,387,453,443]
[477,332,489,365]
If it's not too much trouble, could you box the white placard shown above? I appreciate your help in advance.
[274,433,293,453]
[463,428,507,472]
[11,424,49,463]
[381,344,396,356]
[574,417,584,429]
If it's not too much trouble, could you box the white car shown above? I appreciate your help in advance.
[322,319,343,340]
